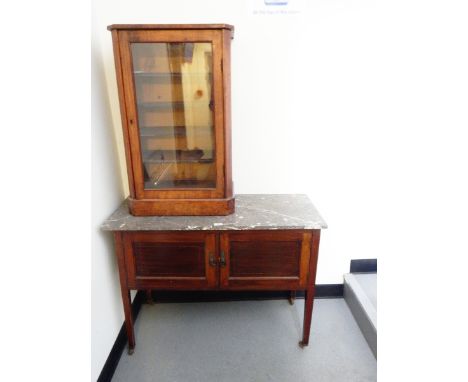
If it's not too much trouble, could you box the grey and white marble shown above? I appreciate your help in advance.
[101,194,327,231]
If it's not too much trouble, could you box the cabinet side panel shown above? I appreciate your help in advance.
[111,30,135,197]
[308,230,321,287]
[299,232,312,287]
[211,30,227,198]
[118,31,146,199]
[222,29,233,198]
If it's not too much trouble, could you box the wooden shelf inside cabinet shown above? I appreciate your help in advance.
[140,126,213,138]
[142,149,214,164]
[137,102,210,111]
[144,179,216,189]
[134,71,212,77]
[109,24,234,216]
[138,101,185,111]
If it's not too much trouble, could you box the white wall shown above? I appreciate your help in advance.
[91,8,127,380]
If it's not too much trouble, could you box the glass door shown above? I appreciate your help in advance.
[119,30,225,199]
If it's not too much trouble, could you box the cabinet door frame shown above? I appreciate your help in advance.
[122,231,218,289]
[118,29,226,200]
[219,231,312,290]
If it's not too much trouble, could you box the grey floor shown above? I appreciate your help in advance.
[113,298,376,382]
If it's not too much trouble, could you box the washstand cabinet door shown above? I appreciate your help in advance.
[123,232,217,289]
[219,231,312,290]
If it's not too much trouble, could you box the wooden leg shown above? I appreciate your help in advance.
[299,230,321,348]
[288,290,296,305]
[146,289,154,305]
[299,288,315,347]
[121,289,136,354]
[114,232,136,354]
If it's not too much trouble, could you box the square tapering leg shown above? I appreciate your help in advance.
[114,232,136,354]
[299,230,321,348]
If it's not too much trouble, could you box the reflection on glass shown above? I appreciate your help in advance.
[131,42,216,189]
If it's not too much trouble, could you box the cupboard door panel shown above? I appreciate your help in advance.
[133,242,205,277]
[229,241,300,277]
[123,232,217,289]
[220,231,311,290]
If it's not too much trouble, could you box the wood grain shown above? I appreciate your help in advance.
[229,241,300,277]
[128,196,235,216]
[219,231,310,289]
[111,30,136,198]
[300,229,321,347]
[133,242,205,277]
[113,232,135,352]
[222,29,233,197]
[123,231,217,289]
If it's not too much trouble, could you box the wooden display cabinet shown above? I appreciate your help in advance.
[108,24,235,216]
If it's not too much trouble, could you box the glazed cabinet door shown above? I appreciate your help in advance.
[122,232,217,289]
[117,29,226,200]
[219,231,312,290]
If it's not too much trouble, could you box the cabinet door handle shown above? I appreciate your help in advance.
[209,254,217,267]
[219,251,226,268]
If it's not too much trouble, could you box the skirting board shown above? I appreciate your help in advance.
[97,291,145,382]
[350,259,377,273]
[97,285,344,382]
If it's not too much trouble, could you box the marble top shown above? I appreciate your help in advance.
[101,194,327,231]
